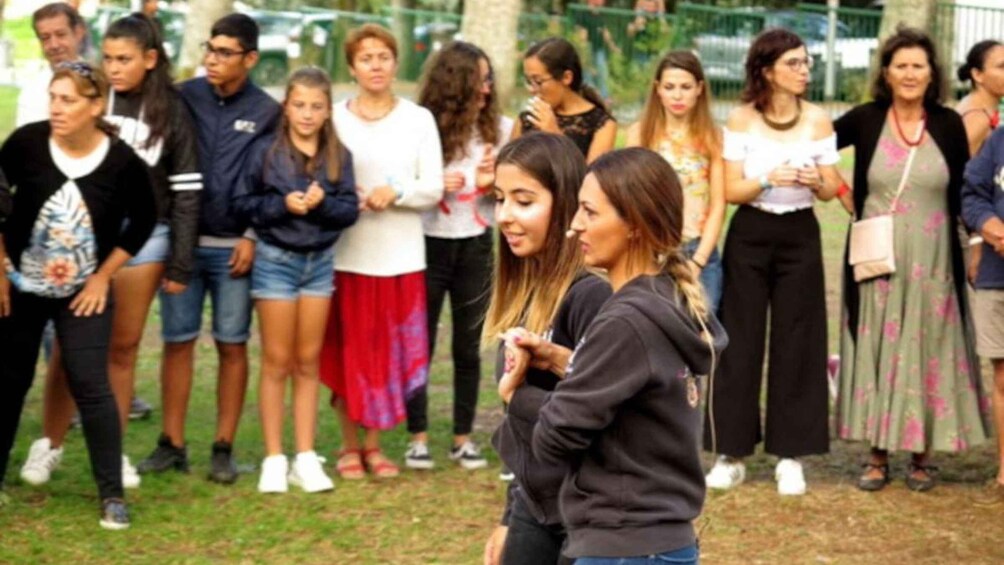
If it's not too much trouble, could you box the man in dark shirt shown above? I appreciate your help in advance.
[137,13,280,484]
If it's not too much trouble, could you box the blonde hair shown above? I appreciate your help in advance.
[636,51,721,158]
[51,62,118,137]
[587,147,709,321]
[482,133,587,346]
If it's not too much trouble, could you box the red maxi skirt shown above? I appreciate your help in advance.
[319,271,429,430]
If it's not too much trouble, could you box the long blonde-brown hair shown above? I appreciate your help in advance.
[637,51,720,157]
[482,133,587,346]
[587,147,709,321]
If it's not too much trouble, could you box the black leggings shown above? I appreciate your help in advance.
[407,233,493,436]
[502,495,572,565]
[0,287,123,500]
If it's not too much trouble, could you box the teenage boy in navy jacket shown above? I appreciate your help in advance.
[137,13,280,483]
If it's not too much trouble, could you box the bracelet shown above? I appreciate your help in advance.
[758,174,772,191]
[836,182,851,198]
[691,256,706,269]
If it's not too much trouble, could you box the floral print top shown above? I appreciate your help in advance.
[657,130,711,241]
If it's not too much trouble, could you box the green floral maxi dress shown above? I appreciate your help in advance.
[837,123,990,453]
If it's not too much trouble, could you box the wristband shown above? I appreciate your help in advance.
[836,182,851,198]
[758,174,772,191]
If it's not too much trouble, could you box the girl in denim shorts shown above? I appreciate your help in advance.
[233,67,358,494]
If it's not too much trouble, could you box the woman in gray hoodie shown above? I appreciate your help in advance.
[505,148,727,564]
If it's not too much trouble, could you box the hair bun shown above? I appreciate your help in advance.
[957,62,972,83]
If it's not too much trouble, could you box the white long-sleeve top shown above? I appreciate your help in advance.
[16,68,53,127]
[332,98,444,276]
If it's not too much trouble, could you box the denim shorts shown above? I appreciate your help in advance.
[126,223,170,266]
[683,238,723,314]
[159,246,252,344]
[251,239,335,301]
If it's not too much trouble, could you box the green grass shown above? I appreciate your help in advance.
[0,85,19,139]
[3,16,42,64]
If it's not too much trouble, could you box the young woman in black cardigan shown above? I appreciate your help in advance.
[0,62,156,528]
[834,27,989,492]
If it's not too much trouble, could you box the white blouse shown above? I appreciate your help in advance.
[723,127,839,214]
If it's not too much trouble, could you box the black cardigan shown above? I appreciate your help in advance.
[833,101,970,337]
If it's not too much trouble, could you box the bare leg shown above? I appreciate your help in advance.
[161,341,196,447]
[256,299,296,456]
[215,342,249,443]
[108,263,164,432]
[993,359,1004,484]
[292,296,330,454]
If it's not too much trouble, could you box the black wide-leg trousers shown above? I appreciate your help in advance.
[704,206,829,458]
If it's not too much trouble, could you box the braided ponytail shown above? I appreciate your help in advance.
[662,251,708,322]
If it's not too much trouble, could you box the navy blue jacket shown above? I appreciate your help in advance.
[179,77,280,239]
[233,136,359,253]
[962,127,1004,288]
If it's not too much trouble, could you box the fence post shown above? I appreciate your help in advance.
[824,0,839,101]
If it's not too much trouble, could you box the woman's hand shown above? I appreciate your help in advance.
[797,165,822,192]
[525,98,560,134]
[483,525,508,565]
[365,185,398,212]
[475,145,496,191]
[0,272,10,317]
[304,181,325,210]
[161,279,187,295]
[444,171,466,194]
[767,164,799,187]
[499,329,534,405]
[69,273,110,317]
[285,191,309,216]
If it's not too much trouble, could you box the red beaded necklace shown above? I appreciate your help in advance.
[891,105,926,147]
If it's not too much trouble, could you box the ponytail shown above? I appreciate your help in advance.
[661,251,709,322]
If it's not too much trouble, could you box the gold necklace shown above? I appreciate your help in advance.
[762,98,802,131]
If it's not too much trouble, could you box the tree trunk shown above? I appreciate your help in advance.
[461,0,522,107]
[178,0,236,79]
[878,0,939,39]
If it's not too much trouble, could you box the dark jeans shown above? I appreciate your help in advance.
[407,232,493,436]
[0,287,123,500]
[575,544,699,564]
[503,495,572,565]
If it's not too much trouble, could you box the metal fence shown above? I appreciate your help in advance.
[83,2,1004,119]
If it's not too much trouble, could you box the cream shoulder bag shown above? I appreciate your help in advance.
[848,144,918,283]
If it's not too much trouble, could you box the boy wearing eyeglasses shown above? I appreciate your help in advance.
[137,13,280,484]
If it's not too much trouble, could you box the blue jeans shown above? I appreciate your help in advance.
[159,246,252,344]
[575,544,699,565]
[683,238,723,314]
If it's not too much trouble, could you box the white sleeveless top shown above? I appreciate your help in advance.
[723,127,839,214]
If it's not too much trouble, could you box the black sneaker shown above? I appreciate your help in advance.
[129,396,153,421]
[99,498,130,530]
[136,433,189,474]
[208,441,238,484]
[449,441,488,470]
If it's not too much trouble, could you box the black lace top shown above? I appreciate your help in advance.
[520,105,614,157]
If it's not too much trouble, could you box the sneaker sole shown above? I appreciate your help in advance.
[123,477,141,489]
[288,477,334,493]
[405,459,435,470]
[456,459,488,470]
[19,473,51,486]
[99,519,130,531]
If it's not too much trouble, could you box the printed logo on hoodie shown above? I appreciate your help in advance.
[234,119,257,133]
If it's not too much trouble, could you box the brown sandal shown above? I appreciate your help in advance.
[362,448,399,478]
[336,449,365,480]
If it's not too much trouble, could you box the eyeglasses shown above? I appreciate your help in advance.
[780,57,814,72]
[523,75,555,89]
[482,70,495,89]
[201,41,249,61]
[55,61,101,96]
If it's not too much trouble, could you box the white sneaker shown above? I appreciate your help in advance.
[257,454,289,494]
[449,441,488,470]
[705,455,745,490]
[121,455,141,489]
[20,438,63,486]
[775,458,807,496]
[288,451,334,493]
[404,441,435,470]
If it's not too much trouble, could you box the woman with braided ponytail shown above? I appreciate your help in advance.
[503,147,727,564]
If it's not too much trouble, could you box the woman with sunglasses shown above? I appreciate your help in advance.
[513,37,616,164]
[702,29,841,497]
[0,62,156,529]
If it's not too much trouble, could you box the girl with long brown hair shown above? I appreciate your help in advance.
[405,41,513,471]
[233,67,359,494]
[481,133,610,565]
[627,50,725,310]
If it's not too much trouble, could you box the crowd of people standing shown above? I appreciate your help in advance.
[1,3,1003,563]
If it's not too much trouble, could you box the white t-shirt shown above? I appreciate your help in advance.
[332,98,444,276]
[16,67,54,127]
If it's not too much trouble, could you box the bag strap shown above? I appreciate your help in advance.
[888,144,918,214]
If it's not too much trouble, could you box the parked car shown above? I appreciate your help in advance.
[694,9,877,95]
